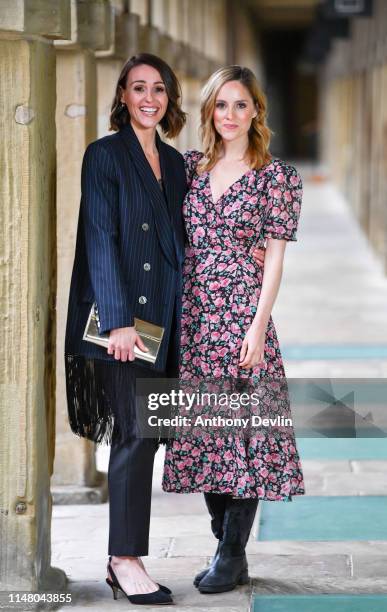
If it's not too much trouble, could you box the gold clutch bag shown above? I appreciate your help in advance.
[82,302,164,364]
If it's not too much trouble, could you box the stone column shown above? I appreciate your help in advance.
[173,0,206,152]
[52,0,113,502]
[367,0,387,266]
[0,0,71,591]
[319,0,387,273]
[96,10,140,138]
[178,76,202,152]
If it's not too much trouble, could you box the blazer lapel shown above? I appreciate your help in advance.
[158,138,185,265]
[119,123,177,270]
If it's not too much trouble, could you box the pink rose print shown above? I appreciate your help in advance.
[290,174,300,186]
[209,281,220,291]
[162,150,305,501]
[272,188,282,199]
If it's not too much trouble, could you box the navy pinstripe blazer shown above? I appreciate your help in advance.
[64,122,187,372]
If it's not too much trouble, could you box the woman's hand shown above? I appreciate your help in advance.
[251,246,266,267]
[239,323,266,370]
[108,326,148,362]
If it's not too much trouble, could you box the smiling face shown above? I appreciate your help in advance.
[213,80,258,143]
[121,63,169,132]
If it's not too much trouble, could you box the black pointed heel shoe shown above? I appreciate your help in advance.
[106,560,173,605]
[108,556,172,595]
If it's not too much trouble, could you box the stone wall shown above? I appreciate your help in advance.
[0,0,265,589]
[320,0,387,271]
[0,1,70,589]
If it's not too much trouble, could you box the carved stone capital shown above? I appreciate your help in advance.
[0,0,71,39]
[138,24,161,56]
[55,0,113,52]
[114,12,140,60]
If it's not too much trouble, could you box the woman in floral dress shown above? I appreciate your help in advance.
[163,66,305,594]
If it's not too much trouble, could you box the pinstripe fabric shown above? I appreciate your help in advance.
[65,122,186,372]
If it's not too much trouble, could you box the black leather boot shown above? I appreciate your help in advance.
[198,497,258,594]
[193,493,227,587]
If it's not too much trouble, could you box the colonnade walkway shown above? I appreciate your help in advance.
[52,165,387,611]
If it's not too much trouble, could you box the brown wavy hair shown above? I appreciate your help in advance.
[110,53,186,138]
[198,66,272,173]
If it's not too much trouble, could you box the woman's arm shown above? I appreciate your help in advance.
[239,238,286,369]
[240,162,302,369]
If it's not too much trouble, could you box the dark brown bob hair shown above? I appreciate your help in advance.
[110,53,186,138]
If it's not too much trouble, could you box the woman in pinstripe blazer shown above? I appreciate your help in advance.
[64,54,187,604]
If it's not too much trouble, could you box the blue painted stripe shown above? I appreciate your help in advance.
[282,345,387,360]
[257,496,387,541]
[253,594,387,612]
[298,438,387,459]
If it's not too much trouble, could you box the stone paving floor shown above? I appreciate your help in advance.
[51,164,387,611]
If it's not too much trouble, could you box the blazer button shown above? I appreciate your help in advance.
[138,296,147,305]
[142,223,149,231]
[143,263,151,271]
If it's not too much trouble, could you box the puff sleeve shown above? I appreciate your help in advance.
[263,162,303,241]
[183,149,204,188]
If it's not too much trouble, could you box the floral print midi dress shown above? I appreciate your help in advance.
[162,150,305,501]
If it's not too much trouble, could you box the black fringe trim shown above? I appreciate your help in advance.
[64,354,164,447]
[65,354,115,445]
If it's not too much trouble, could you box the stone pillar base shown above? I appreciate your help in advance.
[52,473,108,505]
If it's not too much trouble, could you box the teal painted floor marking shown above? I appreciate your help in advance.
[282,344,387,360]
[297,437,387,459]
[257,496,387,541]
[253,594,387,612]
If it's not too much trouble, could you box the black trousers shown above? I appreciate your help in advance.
[107,305,179,556]
[108,428,158,556]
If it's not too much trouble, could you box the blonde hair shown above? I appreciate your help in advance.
[198,66,272,173]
